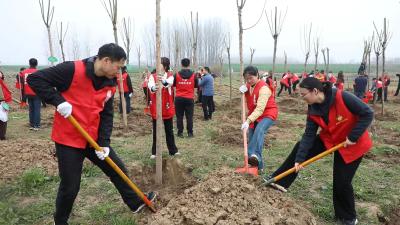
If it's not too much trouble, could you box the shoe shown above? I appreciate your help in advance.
[172,152,180,156]
[32,127,39,131]
[29,127,34,130]
[177,133,184,138]
[132,192,157,214]
[248,154,259,167]
[187,133,194,138]
[150,155,156,159]
[340,218,358,225]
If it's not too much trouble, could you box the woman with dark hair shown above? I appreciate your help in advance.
[239,65,278,172]
[335,71,345,90]
[265,77,373,225]
[147,57,179,159]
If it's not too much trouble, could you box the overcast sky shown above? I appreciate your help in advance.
[0,0,399,65]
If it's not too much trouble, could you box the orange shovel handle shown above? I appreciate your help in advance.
[67,115,156,212]
[264,142,346,185]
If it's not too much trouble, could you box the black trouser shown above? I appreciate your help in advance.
[201,96,214,120]
[174,97,194,135]
[395,81,400,96]
[54,143,141,225]
[272,136,362,221]
[277,84,291,96]
[152,118,178,155]
[196,89,202,103]
[119,92,131,114]
[0,120,6,140]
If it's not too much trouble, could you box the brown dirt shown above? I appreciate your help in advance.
[0,138,58,183]
[144,168,317,225]
[374,126,400,147]
[379,206,400,225]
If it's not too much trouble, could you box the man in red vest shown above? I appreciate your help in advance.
[239,65,278,172]
[173,58,198,137]
[27,43,156,225]
[15,67,27,106]
[21,58,41,130]
[265,77,373,225]
[117,66,133,113]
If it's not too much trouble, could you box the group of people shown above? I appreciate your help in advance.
[1,41,397,225]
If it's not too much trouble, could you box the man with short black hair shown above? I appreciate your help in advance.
[22,58,41,130]
[173,58,198,137]
[28,43,156,225]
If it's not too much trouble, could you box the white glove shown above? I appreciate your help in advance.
[129,93,133,98]
[151,85,158,92]
[57,101,72,118]
[96,147,110,160]
[241,121,249,130]
[239,85,248,93]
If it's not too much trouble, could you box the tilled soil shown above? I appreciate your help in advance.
[145,168,317,225]
[0,138,58,183]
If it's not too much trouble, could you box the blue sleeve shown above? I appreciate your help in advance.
[295,118,319,163]
[342,91,374,142]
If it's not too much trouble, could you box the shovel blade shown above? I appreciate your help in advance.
[235,166,258,177]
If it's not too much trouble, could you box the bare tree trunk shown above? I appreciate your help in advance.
[39,0,55,65]
[283,51,287,72]
[57,22,68,62]
[191,12,199,70]
[327,48,330,73]
[249,48,255,65]
[155,0,162,185]
[237,2,244,77]
[228,47,232,100]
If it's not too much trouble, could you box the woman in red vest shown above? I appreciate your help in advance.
[239,65,278,172]
[27,44,156,224]
[265,77,373,225]
[147,57,179,159]
[335,71,345,91]
[277,72,291,96]
[117,66,133,114]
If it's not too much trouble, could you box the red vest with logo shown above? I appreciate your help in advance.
[245,80,278,128]
[23,68,38,96]
[149,72,175,120]
[117,72,129,93]
[175,72,195,99]
[309,90,372,163]
[280,74,290,87]
[291,73,299,83]
[51,60,116,149]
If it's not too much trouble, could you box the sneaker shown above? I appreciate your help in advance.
[173,152,181,156]
[32,127,39,131]
[150,155,156,159]
[132,192,157,214]
[29,127,34,130]
[177,133,184,138]
[340,218,358,225]
[248,154,259,167]
[187,133,194,138]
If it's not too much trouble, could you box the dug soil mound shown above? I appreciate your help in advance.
[0,138,58,183]
[277,97,307,115]
[146,168,317,225]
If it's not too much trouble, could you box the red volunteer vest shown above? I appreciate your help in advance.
[376,80,383,88]
[51,60,116,149]
[309,90,372,163]
[245,80,278,128]
[291,74,299,83]
[329,75,337,84]
[280,74,290,87]
[0,79,12,102]
[175,72,195,99]
[117,72,129,93]
[22,68,38,96]
[315,73,326,82]
[149,72,175,120]
[335,82,344,91]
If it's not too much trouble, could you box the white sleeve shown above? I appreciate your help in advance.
[148,75,155,92]
[165,74,174,87]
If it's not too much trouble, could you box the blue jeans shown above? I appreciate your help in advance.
[27,96,41,128]
[248,118,274,170]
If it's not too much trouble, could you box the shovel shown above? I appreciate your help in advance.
[67,115,157,213]
[235,93,258,177]
[263,142,346,185]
